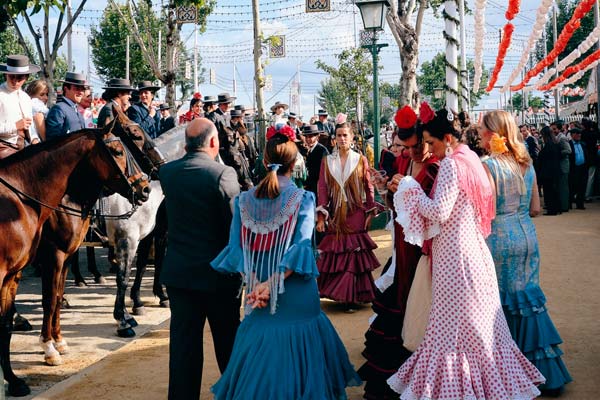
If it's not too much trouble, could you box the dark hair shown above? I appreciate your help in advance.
[190,97,202,109]
[255,134,298,199]
[458,111,470,128]
[397,124,418,141]
[335,121,350,132]
[420,108,461,141]
[551,120,563,130]
[540,125,554,143]
[569,128,583,136]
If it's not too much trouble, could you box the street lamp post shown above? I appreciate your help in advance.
[356,0,390,168]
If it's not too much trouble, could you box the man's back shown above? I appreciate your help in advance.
[160,151,240,291]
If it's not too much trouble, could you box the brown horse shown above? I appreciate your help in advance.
[0,129,150,397]
[37,110,165,366]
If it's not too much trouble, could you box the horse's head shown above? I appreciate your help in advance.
[110,106,166,180]
[91,129,151,206]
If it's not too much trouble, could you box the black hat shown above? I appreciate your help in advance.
[217,92,236,104]
[317,109,328,116]
[234,104,246,112]
[302,124,323,136]
[102,78,135,91]
[230,109,243,118]
[159,103,172,111]
[60,71,89,87]
[270,101,288,112]
[288,112,298,119]
[203,95,217,104]
[137,80,161,92]
[0,55,40,74]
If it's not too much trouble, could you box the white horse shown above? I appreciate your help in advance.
[104,125,186,337]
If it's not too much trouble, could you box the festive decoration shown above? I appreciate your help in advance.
[472,0,487,93]
[490,133,509,155]
[306,0,330,13]
[192,92,202,100]
[269,36,286,58]
[500,0,553,93]
[419,102,436,124]
[511,0,596,91]
[442,0,462,107]
[505,0,521,21]
[395,106,417,129]
[538,48,600,91]
[266,124,297,142]
[561,87,585,97]
[486,23,515,92]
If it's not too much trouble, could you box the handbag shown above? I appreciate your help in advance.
[402,254,432,352]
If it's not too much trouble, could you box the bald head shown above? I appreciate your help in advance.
[185,118,218,155]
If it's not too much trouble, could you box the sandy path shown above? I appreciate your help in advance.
[26,202,600,399]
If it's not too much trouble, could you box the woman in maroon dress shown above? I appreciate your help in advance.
[358,106,439,399]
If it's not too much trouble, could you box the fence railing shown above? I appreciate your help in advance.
[523,113,596,127]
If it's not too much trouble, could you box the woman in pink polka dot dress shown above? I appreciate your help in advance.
[388,104,545,400]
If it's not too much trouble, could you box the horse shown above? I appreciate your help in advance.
[0,129,150,397]
[105,125,186,338]
[37,110,165,367]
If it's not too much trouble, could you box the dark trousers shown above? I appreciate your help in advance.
[570,165,589,208]
[167,286,241,400]
[541,177,560,214]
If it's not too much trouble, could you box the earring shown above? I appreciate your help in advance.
[445,142,453,157]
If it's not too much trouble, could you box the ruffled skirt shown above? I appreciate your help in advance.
[212,275,361,400]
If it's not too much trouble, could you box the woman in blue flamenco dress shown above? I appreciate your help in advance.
[480,110,572,396]
[211,128,361,400]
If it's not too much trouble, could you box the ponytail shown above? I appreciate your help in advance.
[255,135,297,199]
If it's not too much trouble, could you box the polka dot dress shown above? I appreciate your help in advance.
[388,157,545,400]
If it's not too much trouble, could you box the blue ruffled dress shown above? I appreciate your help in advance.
[485,159,572,391]
[211,177,361,399]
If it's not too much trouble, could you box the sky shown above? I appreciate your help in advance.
[14,0,551,119]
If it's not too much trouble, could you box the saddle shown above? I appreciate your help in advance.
[0,134,25,159]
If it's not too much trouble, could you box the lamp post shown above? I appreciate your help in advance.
[433,87,444,100]
[356,0,389,168]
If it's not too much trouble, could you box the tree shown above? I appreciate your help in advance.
[417,52,489,109]
[316,48,373,120]
[318,78,350,117]
[364,82,401,125]
[511,93,544,112]
[3,0,89,104]
[107,0,215,105]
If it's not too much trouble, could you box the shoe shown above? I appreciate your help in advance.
[576,206,586,210]
[544,212,558,216]
[540,386,565,397]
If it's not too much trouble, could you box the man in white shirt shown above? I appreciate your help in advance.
[0,55,41,158]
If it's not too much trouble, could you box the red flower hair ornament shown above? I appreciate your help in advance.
[419,102,436,124]
[266,123,297,142]
[394,105,418,129]
[192,92,202,100]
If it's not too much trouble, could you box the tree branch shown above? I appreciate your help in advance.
[21,11,45,65]
[5,11,36,62]
[415,0,427,38]
[52,0,88,60]
[52,5,65,53]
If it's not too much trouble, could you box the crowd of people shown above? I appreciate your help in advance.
[1,52,593,399]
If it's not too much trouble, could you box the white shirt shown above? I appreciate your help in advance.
[0,82,38,144]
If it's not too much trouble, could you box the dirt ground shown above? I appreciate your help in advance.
[7,202,599,399]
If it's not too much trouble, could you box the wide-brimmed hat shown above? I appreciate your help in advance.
[102,78,135,91]
[159,103,172,111]
[234,104,246,112]
[288,112,298,119]
[60,71,89,87]
[270,101,288,112]
[230,109,243,118]
[317,109,328,116]
[0,55,40,75]
[302,124,323,136]
[217,92,236,104]
[203,95,217,104]
[137,80,161,92]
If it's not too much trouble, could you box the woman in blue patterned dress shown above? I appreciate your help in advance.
[480,111,572,396]
[211,131,361,399]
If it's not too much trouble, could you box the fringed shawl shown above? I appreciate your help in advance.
[450,144,495,238]
[238,185,303,314]
[322,150,366,234]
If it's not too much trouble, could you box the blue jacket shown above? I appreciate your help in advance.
[128,103,160,139]
[45,97,86,139]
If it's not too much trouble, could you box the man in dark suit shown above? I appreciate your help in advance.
[160,118,241,400]
[45,72,88,138]
[128,80,161,139]
[303,124,329,195]
[568,128,588,210]
[158,103,175,135]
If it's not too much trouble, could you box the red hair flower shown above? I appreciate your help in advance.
[266,124,297,142]
[394,105,418,129]
[192,92,202,99]
[419,102,436,124]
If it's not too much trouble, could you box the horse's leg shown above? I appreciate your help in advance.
[40,249,66,366]
[113,235,138,337]
[1,274,31,396]
[70,248,87,287]
[130,233,152,315]
[86,246,106,284]
[152,201,169,307]
[52,260,71,356]
[108,245,118,273]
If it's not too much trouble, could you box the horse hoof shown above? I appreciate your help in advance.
[8,378,31,397]
[45,353,64,366]
[95,276,107,284]
[13,314,33,332]
[61,297,72,309]
[117,327,136,338]
[125,317,138,327]
[159,299,170,308]
[75,280,87,287]
[54,340,69,354]
[132,306,146,316]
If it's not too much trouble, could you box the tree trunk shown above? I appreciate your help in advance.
[398,45,419,109]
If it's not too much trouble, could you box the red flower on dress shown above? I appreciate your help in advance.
[266,124,297,142]
[419,102,436,124]
[394,105,418,129]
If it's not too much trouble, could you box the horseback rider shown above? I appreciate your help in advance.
[45,72,89,139]
[0,55,41,158]
[128,81,161,139]
[158,103,175,135]
[97,78,135,128]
